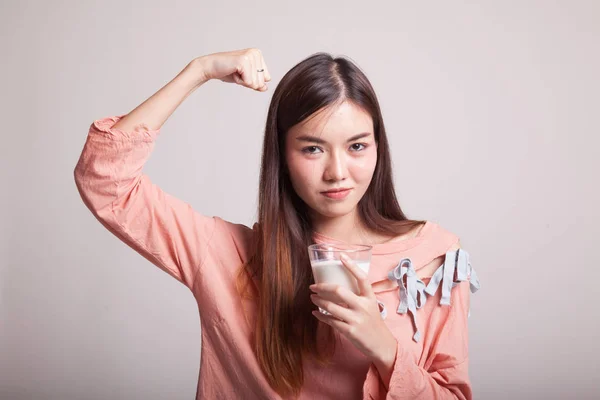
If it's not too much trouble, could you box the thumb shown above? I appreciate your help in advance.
[232,72,245,86]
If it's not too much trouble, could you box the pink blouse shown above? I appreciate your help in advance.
[74,115,480,399]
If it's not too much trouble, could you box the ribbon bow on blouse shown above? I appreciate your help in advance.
[387,249,481,342]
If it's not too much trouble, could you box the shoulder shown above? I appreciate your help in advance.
[423,220,461,246]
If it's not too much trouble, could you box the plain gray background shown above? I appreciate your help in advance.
[1,1,599,399]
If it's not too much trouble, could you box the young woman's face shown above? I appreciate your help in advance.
[285,101,378,221]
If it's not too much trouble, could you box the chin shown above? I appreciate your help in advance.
[312,203,356,218]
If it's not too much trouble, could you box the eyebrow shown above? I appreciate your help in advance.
[295,132,373,144]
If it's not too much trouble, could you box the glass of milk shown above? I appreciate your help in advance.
[307,243,372,315]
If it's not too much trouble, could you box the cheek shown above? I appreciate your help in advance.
[352,164,375,182]
[352,152,378,183]
[287,156,320,192]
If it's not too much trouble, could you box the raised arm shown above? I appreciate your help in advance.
[74,49,271,289]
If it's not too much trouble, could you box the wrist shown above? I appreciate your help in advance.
[371,334,398,389]
[185,57,211,88]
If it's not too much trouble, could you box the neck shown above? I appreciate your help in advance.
[310,209,371,244]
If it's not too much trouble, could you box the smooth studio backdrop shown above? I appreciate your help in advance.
[1,1,599,399]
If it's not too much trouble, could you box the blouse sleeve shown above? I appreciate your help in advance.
[362,248,480,399]
[74,115,239,289]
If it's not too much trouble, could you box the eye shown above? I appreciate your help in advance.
[351,143,368,152]
[302,146,322,154]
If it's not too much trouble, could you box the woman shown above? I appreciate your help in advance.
[74,48,480,399]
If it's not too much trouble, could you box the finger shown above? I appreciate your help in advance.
[246,54,256,89]
[312,310,351,335]
[340,254,374,298]
[310,294,354,322]
[257,51,270,88]
[310,283,359,309]
[262,64,271,83]
[239,55,254,87]
[253,51,266,91]
[251,55,261,90]
[256,49,271,82]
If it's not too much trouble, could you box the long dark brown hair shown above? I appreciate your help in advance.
[236,52,426,398]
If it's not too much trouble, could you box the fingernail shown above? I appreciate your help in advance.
[340,254,349,261]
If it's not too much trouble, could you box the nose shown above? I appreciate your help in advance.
[323,149,347,182]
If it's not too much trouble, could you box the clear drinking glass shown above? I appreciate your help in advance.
[307,243,372,315]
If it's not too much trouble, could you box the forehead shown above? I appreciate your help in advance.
[291,101,373,138]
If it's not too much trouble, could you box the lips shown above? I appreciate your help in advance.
[321,188,352,194]
[321,188,352,200]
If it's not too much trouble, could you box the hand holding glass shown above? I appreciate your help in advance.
[307,243,372,315]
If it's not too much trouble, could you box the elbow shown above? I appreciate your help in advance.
[73,162,83,193]
[73,159,86,201]
[73,160,112,220]
[73,158,91,204]
[74,162,97,216]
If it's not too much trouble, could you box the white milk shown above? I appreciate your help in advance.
[310,259,370,295]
